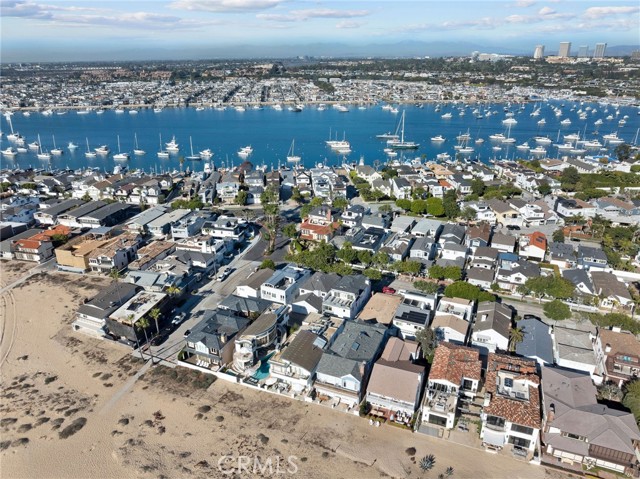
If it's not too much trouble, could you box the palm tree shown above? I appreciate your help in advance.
[109,268,122,282]
[149,308,161,336]
[509,326,525,352]
[136,317,151,354]
[419,454,436,472]
[128,314,144,360]
[445,466,454,477]
[166,285,181,297]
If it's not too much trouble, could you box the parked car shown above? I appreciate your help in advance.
[523,314,540,321]
[217,268,231,281]
[183,329,191,338]
[171,312,187,326]
[382,286,396,294]
[151,334,168,346]
[506,225,521,231]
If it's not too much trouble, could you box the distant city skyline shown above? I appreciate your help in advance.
[1,0,639,62]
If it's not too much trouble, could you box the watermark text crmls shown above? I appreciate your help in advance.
[217,455,299,476]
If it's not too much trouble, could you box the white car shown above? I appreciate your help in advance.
[217,268,231,281]
[171,312,186,326]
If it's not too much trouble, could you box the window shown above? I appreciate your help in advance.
[562,432,586,442]
[508,436,530,448]
[511,424,533,435]
[486,416,505,428]
[504,377,514,388]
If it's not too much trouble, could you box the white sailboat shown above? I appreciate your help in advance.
[37,134,51,160]
[286,139,301,163]
[85,138,96,159]
[133,133,145,156]
[503,124,516,144]
[51,135,63,155]
[388,111,419,149]
[186,136,201,161]
[113,135,130,161]
[157,134,169,159]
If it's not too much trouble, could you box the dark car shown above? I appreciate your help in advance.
[183,329,191,339]
[506,225,521,231]
[523,314,541,321]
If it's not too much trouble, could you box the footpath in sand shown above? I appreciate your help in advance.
[0,264,568,479]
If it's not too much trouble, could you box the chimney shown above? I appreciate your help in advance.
[605,344,612,353]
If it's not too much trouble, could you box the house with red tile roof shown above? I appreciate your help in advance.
[480,353,541,456]
[12,225,71,263]
[421,342,482,430]
[519,231,547,262]
[299,205,340,242]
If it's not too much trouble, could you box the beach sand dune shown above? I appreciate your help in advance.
[0,268,557,479]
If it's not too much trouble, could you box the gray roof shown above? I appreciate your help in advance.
[474,302,512,338]
[549,242,575,261]
[218,295,273,315]
[562,269,593,292]
[77,282,139,319]
[80,202,130,221]
[36,198,84,217]
[394,302,431,326]
[301,271,341,295]
[243,268,275,290]
[332,275,369,295]
[466,267,496,283]
[329,320,386,362]
[516,318,554,364]
[411,219,443,237]
[411,236,435,252]
[473,246,499,260]
[491,232,516,247]
[442,242,467,253]
[187,309,249,352]
[58,200,106,219]
[439,223,466,244]
[279,330,324,372]
[293,293,323,312]
[316,353,363,381]
[577,245,608,262]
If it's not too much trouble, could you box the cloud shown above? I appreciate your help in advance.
[583,6,640,19]
[169,0,284,13]
[538,6,555,15]
[257,8,369,22]
[336,20,363,29]
[514,0,536,7]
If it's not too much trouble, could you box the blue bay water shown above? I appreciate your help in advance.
[2,101,638,172]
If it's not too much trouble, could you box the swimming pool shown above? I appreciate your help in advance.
[252,352,274,380]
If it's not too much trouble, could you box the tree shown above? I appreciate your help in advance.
[415,328,437,362]
[427,197,445,217]
[291,187,304,204]
[372,251,389,267]
[109,268,122,282]
[81,192,92,202]
[444,281,496,302]
[471,178,486,197]
[300,203,313,218]
[235,190,248,206]
[552,228,565,243]
[149,308,161,336]
[428,264,445,280]
[460,206,476,223]
[378,204,393,214]
[363,268,382,281]
[282,223,298,239]
[623,380,640,423]
[523,276,575,301]
[443,266,462,281]
[543,299,571,321]
[357,249,373,266]
[538,181,552,197]
[615,143,631,163]
[396,198,412,211]
[310,196,324,207]
[442,190,460,219]
[166,285,181,297]
[411,199,428,215]
[419,454,436,472]
[509,327,524,352]
[370,189,386,202]
[414,280,439,294]
[560,166,580,190]
[336,242,358,264]
[332,196,348,211]
[259,259,276,270]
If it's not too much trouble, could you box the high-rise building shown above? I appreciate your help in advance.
[533,45,545,60]
[558,42,571,58]
[594,43,607,59]
[578,45,589,58]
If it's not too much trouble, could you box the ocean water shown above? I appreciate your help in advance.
[2,100,638,172]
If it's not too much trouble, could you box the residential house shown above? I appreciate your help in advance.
[519,232,547,262]
[591,271,633,310]
[87,233,140,274]
[354,165,382,184]
[496,258,540,293]
[393,291,437,340]
[466,267,496,290]
[421,343,482,429]
[435,297,473,323]
[358,293,403,326]
[218,172,241,202]
[486,199,522,227]
[183,309,250,369]
[491,233,517,253]
[594,328,640,388]
[260,265,311,305]
[548,242,576,269]
[299,206,340,242]
[380,233,414,262]
[77,202,131,229]
[105,290,169,344]
[430,313,470,345]
[471,246,500,269]
[124,206,169,235]
[322,275,371,320]
[471,302,512,355]
[541,366,640,476]
[170,212,206,240]
[73,282,140,338]
[438,224,465,246]
[236,268,275,299]
[298,272,341,299]
[480,354,541,454]
[411,218,443,239]
[269,330,326,393]
[466,223,492,254]
[347,227,388,253]
[552,326,598,379]
[340,204,367,228]
[463,202,497,224]
[555,198,597,219]
[577,246,609,271]
[202,216,246,243]
[390,215,416,234]
[33,199,84,225]
[409,236,437,263]
[562,269,596,297]
[440,242,468,262]
[12,225,70,263]
[515,318,554,367]
[391,177,412,200]
[314,320,388,407]
[366,338,425,423]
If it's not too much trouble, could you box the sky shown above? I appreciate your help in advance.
[1,0,639,61]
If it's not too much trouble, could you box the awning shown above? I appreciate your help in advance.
[483,429,506,447]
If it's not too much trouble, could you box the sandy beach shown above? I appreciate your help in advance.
[0,263,569,479]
